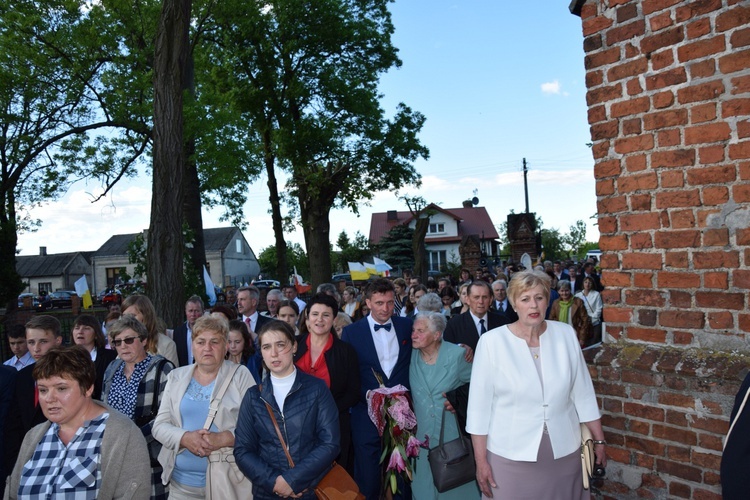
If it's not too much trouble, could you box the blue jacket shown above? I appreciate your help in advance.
[234,370,340,500]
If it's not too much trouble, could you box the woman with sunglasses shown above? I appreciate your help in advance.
[102,315,175,499]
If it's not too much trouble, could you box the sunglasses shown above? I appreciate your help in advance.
[113,335,145,347]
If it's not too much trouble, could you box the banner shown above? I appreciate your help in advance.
[348,262,370,281]
[74,275,93,309]
[203,266,217,306]
[293,267,312,294]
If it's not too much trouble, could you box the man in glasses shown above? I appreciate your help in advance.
[4,315,63,472]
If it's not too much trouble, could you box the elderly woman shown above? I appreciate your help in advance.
[5,346,151,499]
[467,270,606,499]
[575,276,604,346]
[549,279,592,347]
[152,315,255,499]
[122,295,179,367]
[235,320,340,499]
[101,315,174,499]
[295,292,360,472]
[410,312,475,499]
[72,314,117,400]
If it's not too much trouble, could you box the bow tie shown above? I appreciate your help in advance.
[374,323,392,331]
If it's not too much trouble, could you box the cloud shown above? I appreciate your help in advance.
[541,80,561,95]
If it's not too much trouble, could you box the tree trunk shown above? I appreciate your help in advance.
[0,189,22,312]
[264,129,288,282]
[413,217,429,284]
[297,177,334,289]
[149,0,190,327]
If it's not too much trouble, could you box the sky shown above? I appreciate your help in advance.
[16,2,598,265]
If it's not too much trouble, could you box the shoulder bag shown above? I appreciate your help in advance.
[428,408,476,493]
[263,396,364,500]
[204,364,253,500]
[580,423,595,490]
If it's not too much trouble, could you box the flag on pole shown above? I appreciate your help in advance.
[74,275,93,309]
[373,257,392,276]
[348,262,370,281]
[203,266,217,306]
[293,267,312,294]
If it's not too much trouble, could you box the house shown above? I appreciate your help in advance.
[91,227,260,293]
[369,201,500,272]
[16,247,93,294]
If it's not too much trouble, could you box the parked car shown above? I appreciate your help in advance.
[99,289,122,306]
[252,279,280,289]
[17,293,40,310]
[49,290,78,309]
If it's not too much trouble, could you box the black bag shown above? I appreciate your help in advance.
[428,409,476,493]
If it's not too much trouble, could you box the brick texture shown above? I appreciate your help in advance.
[575,0,749,497]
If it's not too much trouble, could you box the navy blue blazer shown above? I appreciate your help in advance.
[173,322,190,367]
[342,315,412,404]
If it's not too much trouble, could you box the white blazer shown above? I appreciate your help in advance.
[466,321,600,461]
[152,360,255,483]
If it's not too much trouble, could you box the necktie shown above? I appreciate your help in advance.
[244,317,253,332]
[479,319,487,335]
[374,323,392,331]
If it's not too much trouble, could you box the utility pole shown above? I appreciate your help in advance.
[523,158,530,213]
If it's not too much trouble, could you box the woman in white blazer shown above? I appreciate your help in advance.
[466,270,606,499]
[152,315,254,499]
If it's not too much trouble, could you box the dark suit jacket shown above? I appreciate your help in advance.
[443,310,508,352]
[173,322,190,367]
[0,366,17,492]
[255,313,274,333]
[4,364,47,475]
[491,299,519,323]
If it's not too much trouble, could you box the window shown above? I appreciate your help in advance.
[106,268,122,288]
[428,223,445,234]
[428,251,447,272]
[38,283,52,295]
[236,238,243,253]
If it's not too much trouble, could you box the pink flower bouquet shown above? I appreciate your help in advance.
[367,371,428,495]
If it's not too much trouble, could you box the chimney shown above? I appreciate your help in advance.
[40,246,47,256]
[462,200,473,208]
[387,210,398,221]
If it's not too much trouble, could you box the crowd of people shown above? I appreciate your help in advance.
[1,259,611,500]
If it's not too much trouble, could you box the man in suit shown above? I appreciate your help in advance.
[553,261,570,282]
[575,261,604,292]
[173,295,204,366]
[237,285,273,340]
[4,315,63,475]
[342,278,412,500]
[444,280,508,355]
[0,365,17,493]
[491,279,519,323]
[262,289,282,318]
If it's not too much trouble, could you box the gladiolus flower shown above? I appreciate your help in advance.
[387,448,406,473]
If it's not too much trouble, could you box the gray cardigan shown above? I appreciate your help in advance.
[3,402,151,500]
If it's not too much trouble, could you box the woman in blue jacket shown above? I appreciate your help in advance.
[234,320,340,499]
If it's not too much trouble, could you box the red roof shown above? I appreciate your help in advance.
[369,205,500,245]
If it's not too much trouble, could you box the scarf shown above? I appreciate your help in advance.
[558,299,573,324]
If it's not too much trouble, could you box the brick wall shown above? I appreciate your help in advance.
[574,0,750,498]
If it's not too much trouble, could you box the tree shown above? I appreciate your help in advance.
[256,243,309,281]
[200,0,428,288]
[0,0,153,310]
[335,231,372,273]
[563,220,587,257]
[402,196,437,283]
[148,0,191,327]
[375,225,415,275]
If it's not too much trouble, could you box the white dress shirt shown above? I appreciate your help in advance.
[469,311,489,336]
[3,351,34,371]
[242,312,260,333]
[367,315,398,378]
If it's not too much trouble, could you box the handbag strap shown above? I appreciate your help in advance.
[261,384,295,468]
[438,408,464,449]
[203,363,242,430]
[724,382,750,450]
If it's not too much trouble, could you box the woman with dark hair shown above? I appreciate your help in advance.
[341,286,361,321]
[72,314,117,400]
[439,285,458,318]
[102,315,175,499]
[295,293,360,472]
[122,294,179,367]
[235,321,340,499]
[227,319,255,365]
[5,345,151,499]
[393,278,409,316]
[402,284,428,318]
[210,304,238,321]
[277,299,300,336]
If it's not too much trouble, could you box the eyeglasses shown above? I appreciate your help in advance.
[113,335,145,347]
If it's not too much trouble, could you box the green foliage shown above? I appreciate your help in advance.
[257,243,309,281]
[376,225,415,273]
[335,231,372,272]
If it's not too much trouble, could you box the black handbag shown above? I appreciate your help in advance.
[428,408,476,492]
